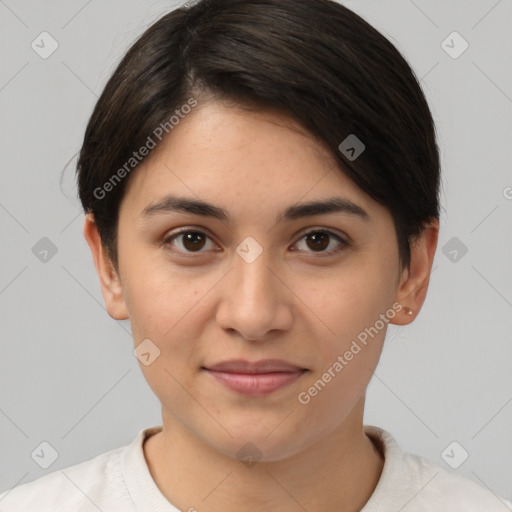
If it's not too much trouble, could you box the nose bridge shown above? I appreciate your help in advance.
[235,242,275,301]
[233,237,278,306]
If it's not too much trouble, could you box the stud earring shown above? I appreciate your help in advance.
[403,306,413,316]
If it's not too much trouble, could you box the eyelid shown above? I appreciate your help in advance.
[296,226,350,243]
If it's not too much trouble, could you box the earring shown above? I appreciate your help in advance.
[403,306,413,316]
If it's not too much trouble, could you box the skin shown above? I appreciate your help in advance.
[84,101,439,512]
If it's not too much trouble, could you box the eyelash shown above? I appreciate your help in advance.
[162,228,349,257]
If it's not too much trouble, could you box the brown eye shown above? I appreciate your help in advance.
[181,232,206,251]
[163,230,216,253]
[294,230,348,254]
[305,232,330,251]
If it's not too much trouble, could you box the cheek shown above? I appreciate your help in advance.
[294,275,390,422]
[122,248,209,339]
[125,265,221,403]
[126,269,209,410]
[296,261,395,346]
[290,261,396,409]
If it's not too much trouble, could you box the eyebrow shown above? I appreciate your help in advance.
[141,194,370,224]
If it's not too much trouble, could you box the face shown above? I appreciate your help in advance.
[96,102,413,461]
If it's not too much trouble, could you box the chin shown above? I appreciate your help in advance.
[208,426,303,464]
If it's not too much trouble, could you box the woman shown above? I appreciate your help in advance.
[1,0,510,510]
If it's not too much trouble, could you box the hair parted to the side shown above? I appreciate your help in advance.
[76,0,441,273]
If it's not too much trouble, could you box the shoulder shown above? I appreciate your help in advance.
[364,425,512,512]
[0,443,132,512]
[399,449,512,511]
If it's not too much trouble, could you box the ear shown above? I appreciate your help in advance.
[390,218,439,325]
[83,213,129,321]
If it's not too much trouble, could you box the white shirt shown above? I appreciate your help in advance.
[0,425,510,511]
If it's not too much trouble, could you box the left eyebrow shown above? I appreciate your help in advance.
[140,194,370,224]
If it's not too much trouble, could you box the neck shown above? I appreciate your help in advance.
[143,398,384,512]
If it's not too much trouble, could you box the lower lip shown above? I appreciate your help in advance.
[204,369,307,396]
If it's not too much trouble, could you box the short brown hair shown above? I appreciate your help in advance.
[76,0,441,272]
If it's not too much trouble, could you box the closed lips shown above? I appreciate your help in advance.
[203,359,308,374]
[202,359,309,396]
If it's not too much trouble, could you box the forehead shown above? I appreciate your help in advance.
[119,102,378,219]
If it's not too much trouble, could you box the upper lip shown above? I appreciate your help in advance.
[204,359,307,374]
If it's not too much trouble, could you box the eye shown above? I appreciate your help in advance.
[162,228,349,256]
[292,229,349,255]
[163,229,217,254]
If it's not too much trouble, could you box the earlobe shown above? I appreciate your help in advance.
[83,213,129,321]
[390,218,439,326]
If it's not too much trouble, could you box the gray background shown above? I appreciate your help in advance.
[1,0,511,503]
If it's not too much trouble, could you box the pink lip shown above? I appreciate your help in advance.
[202,359,308,396]
[204,369,306,395]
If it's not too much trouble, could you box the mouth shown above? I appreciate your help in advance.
[201,359,309,396]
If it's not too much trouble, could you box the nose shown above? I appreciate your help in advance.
[215,247,293,341]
